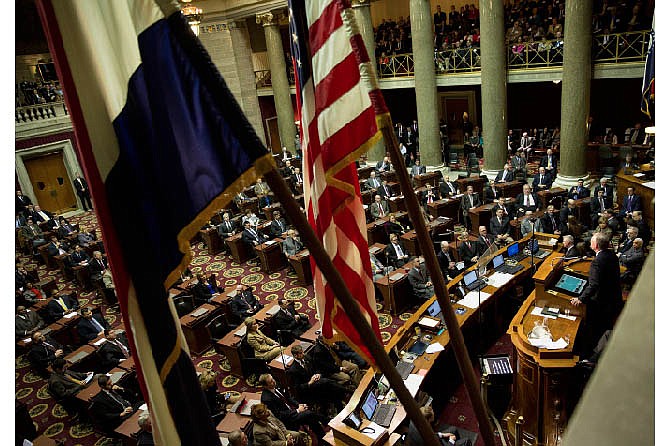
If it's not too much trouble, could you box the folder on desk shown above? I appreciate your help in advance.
[190,307,209,318]
[266,305,280,316]
[109,371,125,383]
[67,351,90,363]
[264,240,275,245]
[389,273,405,281]
[234,326,247,337]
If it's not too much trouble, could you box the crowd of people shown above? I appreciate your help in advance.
[16,80,63,107]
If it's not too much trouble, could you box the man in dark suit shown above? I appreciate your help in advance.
[273,299,310,337]
[286,345,347,409]
[510,149,527,180]
[77,307,108,343]
[630,211,651,245]
[370,195,390,219]
[495,164,515,183]
[364,171,382,190]
[420,183,439,209]
[406,405,472,446]
[90,251,115,289]
[98,330,131,369]
[437,241,459,280]
[540,205,562,236]
[460,186,481,230]
[217,212,238,239]
[69,245,91,270]
[46,291,79,322]
[592,178,614,209]
[230,285,262,322]
[570,233,623,355]
[590,189,607,228]
[559,199,578,225]
[410,159,426,177]
[241,220,269,248]
[562,235,580,259]
[73,173,93,211]
[515,184,540,214]
[604,209,620,234]
[616,226,638,255]
[377,179,395,200]
[539,148,558,175]
[280,159,293,177]
[408,257,434,300]
[439,177,459,198]
[269,211,289,238]
[90,374,137,432]
[56,216,78,238]
[476,226,497,255]
[375,156,391,173]
[46,235,70,258]
[457,233,479,268]
[619,186,642,217]
[618,237,644,281]
[28,331,64,375]
[15,306,44,340]
[384,233,410,268]
[48,357,94,403]
[532,167,552,192]
[289,167,304,195]
[31,205,56,229]
[568,178,590,200]
[483,179,499,203]
[16,190,32,216]
[489,208,513,246]
[492,197,512,219]
[259,373,326,439]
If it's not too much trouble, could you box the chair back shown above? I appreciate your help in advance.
[173,295,194,317]
[206,314,233,341]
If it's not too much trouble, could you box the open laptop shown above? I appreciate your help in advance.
[492,253,523,275]
[462,270,487,292]
[506,242,527,262]
[361,389,396,427]
[527,238,550,259]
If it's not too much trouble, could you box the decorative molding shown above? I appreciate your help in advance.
[200,22,229,34]
[256,10,283,27]
[351,0,371,8]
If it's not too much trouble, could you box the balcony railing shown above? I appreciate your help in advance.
[16,101,68,123]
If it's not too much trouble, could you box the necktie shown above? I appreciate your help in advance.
[57,298,68,312]
[378,203,385,216]
[374,179,379,188]
[91,317,104,332]
[394,243,403,257]
[548,157,552,168]
[428,194,433,204]
[250,229,257,238]
[106,390,130,409]
[98,259,104,270]
[297,174,301,183]
[384,186,389,196]
[469,195,473,207]
[525,195,529,207]
[115,340,130,358]
[274,389,295,410]
[600,198,605,212]
[43,341,56,352]
[540,175,544,184]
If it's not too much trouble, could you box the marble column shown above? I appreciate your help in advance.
[409,0,441,166]
[479,0,508,178]
[257,11,295,151]
[353,0,386,162]
[555,0,593,188]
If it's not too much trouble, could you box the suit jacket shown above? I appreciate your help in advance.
[568,185,590,200]
[289,174,304,194]
[57,224,77,238]
[48,370,88,400]
[384,242,408,269]
[439,180,458,197]
[47,241,69,258]
[365,176,382,190]
[273,306,308,336]
[377,183,395,200]
[261,388,300,426]
[460,193,481,216]
[246,330,278,357]
[559,206,578,224]
[241,227,266,246]
[69,250,90,268]
[408,265,433,299]
[532,173,553,191]
[539,154,558,170]
[564,245,580,259]
[578,250,623,329]
[230,290,262,320]
[385,221,405,238]
[541,212,560,234]
[476,234,496,255]
[511,155,526,171]
[489,216,511,236]
[16,194,32,214]
[89,257,110,279]
[269,218,288,238]
[73,177,90,195]
[593,185,614,208]
[619,246,644,273]
[515,192,540,212]
[282,236,303,257]
[495,169,514,182]
[15,310,44,338]
[483,185,499,203]
[77,314,109,343]
[421,189,439,206]
[458,240,479,266]
[591,196,608,220]
[520,217,544,237]
[90,389,134,431]
[410,164,426,176]
[252,411,306,446]
[21,224,43,241]
[370,200,390,219]
[98,336,131,369]
[217,219,238,238]
[375,160,391,172]
[28,336,63,372]
[492,203,512,218]
[437,249,457,279]
[31,209,54,224]
[46,295,79,321]
[620,194,642,214]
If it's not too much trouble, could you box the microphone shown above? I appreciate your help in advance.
[550,256,582,267]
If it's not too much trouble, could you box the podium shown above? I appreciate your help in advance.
[200,227,224,255]
[373,266,412,315]
[427,198,460,220]
[456,175,487,195]
[255,239,287,273]
[289,250,313,285]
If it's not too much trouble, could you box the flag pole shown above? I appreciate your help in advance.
[378,120,497,446]
[264,167,441,446]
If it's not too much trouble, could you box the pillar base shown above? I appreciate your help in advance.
[481,169,499,181]
[554,173,593,189]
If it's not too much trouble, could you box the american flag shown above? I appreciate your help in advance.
[288,0,389,363]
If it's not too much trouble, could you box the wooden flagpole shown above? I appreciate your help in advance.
[264,168,442,446]
[378,121,497,446]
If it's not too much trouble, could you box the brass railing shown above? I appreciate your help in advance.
[16,101,68,123]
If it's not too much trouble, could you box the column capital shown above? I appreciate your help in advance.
[351,0,372,8]
[256,10,283,27]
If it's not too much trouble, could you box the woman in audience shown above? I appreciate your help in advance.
[593,216,613,242]
[244,317,282,362]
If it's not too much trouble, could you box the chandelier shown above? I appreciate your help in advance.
[181,1,202,36]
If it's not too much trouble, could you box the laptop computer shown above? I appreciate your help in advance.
[491,254,505,271]
[506,242,527,261]
[462,270,486,292]
[361,390,396,427]
[528,238,550,259]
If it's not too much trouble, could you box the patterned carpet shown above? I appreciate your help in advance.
[16,210,511,445]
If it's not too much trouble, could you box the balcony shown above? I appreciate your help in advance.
[15,101,73,140]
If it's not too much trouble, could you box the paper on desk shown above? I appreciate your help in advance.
[456,291,492,309]
[633,172,646,178]
[361,421,386,439]
[22,338,31,343]
[530,306,557,319]
[63,312,78,319]
[558,313,577,321]
[219,436,230,446]
[139,403,148,411]
[404,374,424,397]
[425,342,444,354]
[486,272,515,288]
[642,181,655,189]
[528,337,569,350]
[272,354,293,366]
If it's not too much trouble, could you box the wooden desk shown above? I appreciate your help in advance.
[180,303,221,356]
[262,202,283,221]
[413,171,441,188]
[255,239,288,273]
[456,176,487,195]
[357,166,375,180]
[36,277,57,297]
[54,253,72,280]
[573,197,592,227]
[509,210,545,240]
[380,171,398,183]
[367,218,390,246]
[289,250,313,285]
[16,321,64,351]
[298,322,322,343]
[468,203,496,234]
[494,180,523,198]
[65,344,97,372]
[361,189,375,206]
[537,187,567,209]
[237,197,259,215]
[388,196,407,213]
[200,227,225,256]
[400,218,453,257]
[73,264,92,290]
[427,198,460,220]
[77,367,132,404]
[217,327,246,378]
[226,234,254,264]
[374,267,413,315]
[615,167,655,229]
[216,391,262,434]
[114,409,142,445]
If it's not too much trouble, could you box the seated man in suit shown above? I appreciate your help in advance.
[48,357,94,403]
[510,149,527,180]
[539,148,558,175]
[46,235,71,260]
[475,226,497,255]
[289,167,304,195]
[287,344,348,409]
[629,211,651,245]
[408,257,434,301]
[385,233,410,269]
[31,205,56,228]
[541,204,562,236]
[590,188,608,229]
[21,217,47,254]
[254,178,272,209]
[406,405,472,446]
[515,184,540,214]
[281,146,293,162]
[495,164,515,183]
[439,176,459,197]
[269,211,289,238]
[619,186,642,218]
[620,153,639,170]
[492,197,513,219]
[410,159,426,178]
[385,213,407,238]
[520,211,544,237]
[28,330,65,375]
[258,374,327,440]
[371,251,392,282]
[364,171,382,191]
[230,285,262,322]
[77,307,109,343]
[458,233,479,268]
[618,237,644,281]
[69,245,90,270]
[532,167,553,192]
[90,251,115,289]
[616,226,638,255]
[90,374,137,432]
[245,318,282,361]
[309,335,361,387]
[46,289,79,322]
[370,194,389,220]
[483,179,500,203]
[377,179,395,200]
[375,156,392,173]
[559,199,578,225]
[437,241,459,280]
[241,220,269,249]
[56,216,78,238]
[274,299,310,338]
[489,208,513,246]
[604,209,621,234]
[191,273,221,303]
[98,330,132,369]
[592,177,614,209]
[460,186,481,230]
[217,212,238,240]
[282,229,304,258]
[280,159,293,177]
[251,403,311,446]
[421,183,439,208]
[568,178,590,200]
[562,235,580,259]
[15,306,45,340]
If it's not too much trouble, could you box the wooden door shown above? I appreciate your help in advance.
[265,117,281,154]
[443,97,469,145]
[24,151,77,213]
